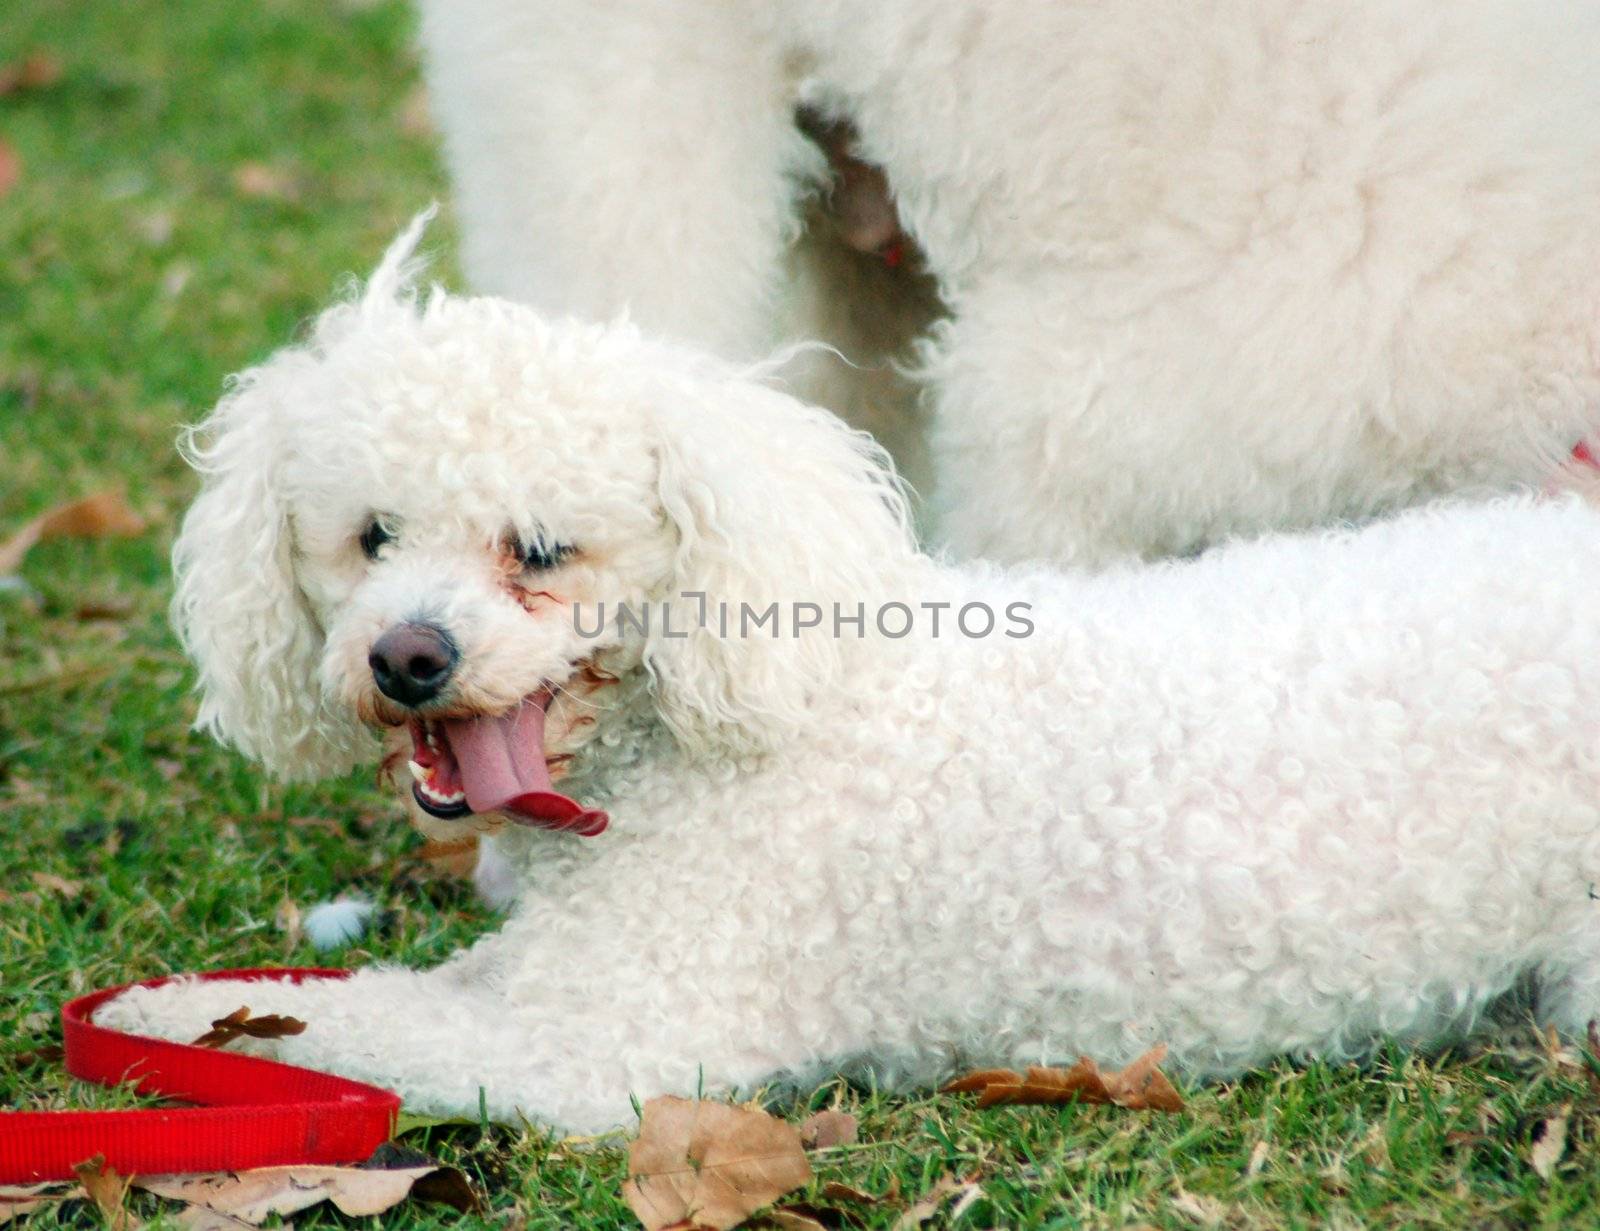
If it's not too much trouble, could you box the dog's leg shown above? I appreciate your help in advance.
[93,965,548,1122]
[417,0,810,362]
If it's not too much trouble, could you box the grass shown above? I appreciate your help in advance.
[2,1,1599,1226]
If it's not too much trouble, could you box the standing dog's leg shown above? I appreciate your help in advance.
[417,0,811,362]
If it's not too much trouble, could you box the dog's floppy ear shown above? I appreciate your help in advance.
[646,368,916,755]
[172,356,367,780]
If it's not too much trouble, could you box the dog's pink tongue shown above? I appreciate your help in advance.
[441,700,607,835]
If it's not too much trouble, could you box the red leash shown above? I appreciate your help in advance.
[0,968,400,1184]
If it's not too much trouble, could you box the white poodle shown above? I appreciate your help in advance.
[417,0,1600,565]
[102,223,1600,1134]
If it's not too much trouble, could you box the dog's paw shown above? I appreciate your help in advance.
[94,977,299,1059]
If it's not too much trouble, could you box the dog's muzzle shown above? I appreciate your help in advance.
[369,622,457,707]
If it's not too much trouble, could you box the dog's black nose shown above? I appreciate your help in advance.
[369,622,458,707]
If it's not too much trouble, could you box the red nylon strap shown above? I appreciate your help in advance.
[0,968,400,1183]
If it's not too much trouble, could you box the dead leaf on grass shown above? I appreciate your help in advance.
[1169,1188,1226,1227]
[1530,1109,1569,1181]
[3,1042,64,1071]
[273,897,303,948]
[190,1006,307,1049]
[0,1182,83,1225]
[0,52,63,96]
[891,1173,980,1231]
[135,1162,460,1222]
[231,162,299,202]
[0,139,18,198]
[941,1043,1183,1112]
[798,1109,858,1150]
[172,1206,257,1230]
[820,1180,884,1204]
[75,1157,143,1231]
[767,1210,828,1231]
[30,871,82,898]
[398,86,433,137]
[622,1096,812,1231]
[0,492,146,576]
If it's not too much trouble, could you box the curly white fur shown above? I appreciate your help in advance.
[417,0,1600,565]
[112,234,1600,1133]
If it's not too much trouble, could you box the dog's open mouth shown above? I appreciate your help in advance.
[406,692,608,836]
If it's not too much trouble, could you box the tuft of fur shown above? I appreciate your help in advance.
[303,898,376,951]
[118,266,1600,1135]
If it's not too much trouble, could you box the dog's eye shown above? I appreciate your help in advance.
[517,535,575,571]
[359,518,395,561]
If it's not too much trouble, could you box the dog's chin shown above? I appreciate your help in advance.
[403,785,505,840]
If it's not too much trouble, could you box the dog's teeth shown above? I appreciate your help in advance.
[408,759,427,783]
[417,778,466,806]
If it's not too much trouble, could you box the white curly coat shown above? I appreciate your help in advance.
[102,229,1600,1133]
[417,0,1600,566]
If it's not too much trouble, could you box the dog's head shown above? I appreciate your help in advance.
[172,214,915,830]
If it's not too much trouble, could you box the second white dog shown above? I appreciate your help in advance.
[102,228,1600,1132]
[420,0,1600,565]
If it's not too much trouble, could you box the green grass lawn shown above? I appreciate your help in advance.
[3,3,1600,1226]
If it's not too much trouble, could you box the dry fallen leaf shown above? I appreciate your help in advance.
[0,1182,83,1226]
[941,1044,1184,1113]
[821,1179,886,1204]
[0,138,20,199]
[136,1163,452,1223]
[622,1097,812,1231]
[0,491,146,576]
[798,1109,858,1150]
[30,871,82,899]
[274,897,303,949]
[173,1207,257,1230]
[892,1173,979,1231]
[231,162,299,201]
[0,52,62,96]
[398,85,433,137]
[190,1006,307,1049]
[3,1042,64,1072]
[1245,1139,1271,1179]
[1530,1110,1569,1181]
[75,1157,143,1231]
[1169,1188,1226,1226]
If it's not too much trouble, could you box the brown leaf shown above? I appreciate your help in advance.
[136,1164,441,1222]
[274,897,303,949]
[0,52,62,96]
[0,1183,83,1226]
[623,1097,812,1231]
[798,1109,858,1150]
[74,1157,143,1231]
[941,1044,1184,1113]
[0,492,146,575]
[173,1207,257,1230]
[31,871,82,899]
[767,1211,828,1231]
[819,1182,879,1205]
[231,162,299,202]
[398,86,434,137]
[190,1006,307,1049]
[891,1173,979,1231]
[75,593,137,621]
[1169,1188,1226,1226]
[3,1042,64,1071]
[1530,1111,1569,1181]
[0,138,19,199]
